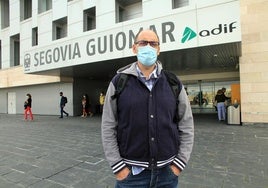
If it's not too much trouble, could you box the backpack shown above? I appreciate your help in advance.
[63,96,68,104]
[111,70,182,123]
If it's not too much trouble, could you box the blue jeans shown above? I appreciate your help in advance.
[217,102,226,121]
[115,166,179,188]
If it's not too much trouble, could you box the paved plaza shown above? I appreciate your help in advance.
[0,113,267,188]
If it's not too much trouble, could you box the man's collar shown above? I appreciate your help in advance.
[136,63,158,79]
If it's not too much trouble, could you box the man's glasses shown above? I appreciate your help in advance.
[135,40,159,47]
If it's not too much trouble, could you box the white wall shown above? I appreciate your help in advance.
[9,0,20,36]
[0,82,73,115]
[53,0,67,21]
[67,0,83,38]
[95,0,115,29]
[1,29,10,69]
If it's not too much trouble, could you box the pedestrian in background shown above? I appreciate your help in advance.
[214,89,226,121]
[99,91,105,114]
[86,95,94,117]
[24,93,33,121]
[59,92,69,118]
[81,95,87,118]
[101,29,194,188]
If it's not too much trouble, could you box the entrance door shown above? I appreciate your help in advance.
[187,82,214,108]
[8,92,16,114]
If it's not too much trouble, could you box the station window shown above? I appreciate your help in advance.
[116,0,142,23]
[52,17,67,40]
[20,0,32,21]
[83,7,96,32]
[10,34,20,67]
[172,0,189,9]
[32,27,38,46]
[1,0,10,29]
[186,80,236,113]
[38,0,52,14]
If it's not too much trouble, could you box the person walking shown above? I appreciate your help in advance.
[24,93,33,121]
[59,92,69,118]
[101,29,194,188]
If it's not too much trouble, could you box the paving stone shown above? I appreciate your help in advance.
[0,166,13,176]
[27,179,68,188]
[0,114,267,188]
[28,167,67,179]
[17,176,41,188]
[47,171,79,187]
[76,155,104,164]
[11,163,38,173]
[0,176,24,188]
[2,170,29,184]
[73,181,113,188]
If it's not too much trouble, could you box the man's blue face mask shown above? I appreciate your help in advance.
[137,46,157,66]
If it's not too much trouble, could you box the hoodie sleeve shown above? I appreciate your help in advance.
[101,80,126,174]
[172,86,194,171]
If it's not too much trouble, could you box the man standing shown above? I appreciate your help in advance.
[59,91,69,118]
[101,29,194,187]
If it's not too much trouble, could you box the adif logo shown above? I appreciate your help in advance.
[181,22,237,43]
[24,53,31,70]
[181,27,197,43]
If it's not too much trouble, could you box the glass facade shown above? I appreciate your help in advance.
[185,80,238,113]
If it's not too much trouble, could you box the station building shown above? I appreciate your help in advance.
[0,0,267,124]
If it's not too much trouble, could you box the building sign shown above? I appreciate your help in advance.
[24,1,241,73]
